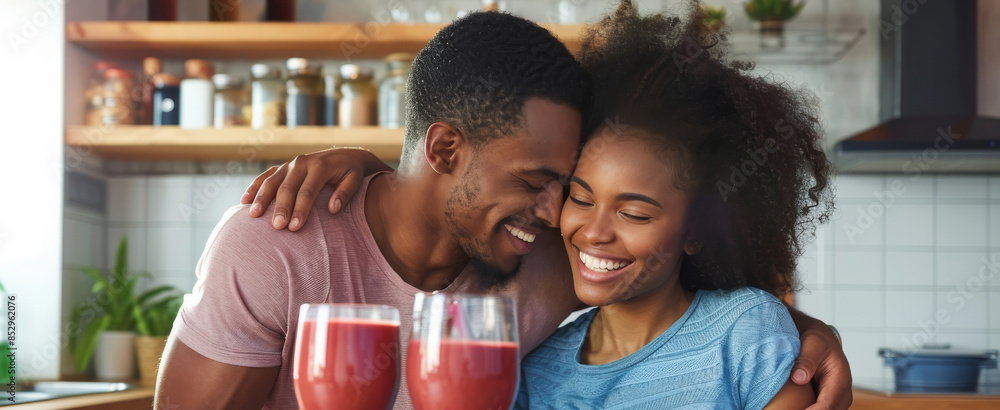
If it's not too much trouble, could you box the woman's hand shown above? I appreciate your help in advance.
[241,148,393,231]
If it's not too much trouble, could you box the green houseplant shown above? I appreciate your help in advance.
[131,286,183,386]
[744,0,806,22]
[702,5,728,33]
[744,0,805,42]
[68,236,143,378]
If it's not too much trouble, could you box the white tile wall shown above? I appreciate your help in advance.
[796,175,1000,383]
[833,290,884,328]
[936,176,989,200]
[935,252,989,287]
[884,205,934,247]
[884,291,935,329]
[936,204,988,247]
[884,251,934,286]
[832,251,883,286]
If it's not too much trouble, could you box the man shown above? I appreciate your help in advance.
[158,11,851,410]
[157,12,589,410]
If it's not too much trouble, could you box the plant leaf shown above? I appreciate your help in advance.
[113,236,128,281]
[133,304,151,336]
[81,267,108,289]
[137,286,178,306]
[74,315,110,371]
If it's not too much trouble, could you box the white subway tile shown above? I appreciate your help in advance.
[934,331,989,350]
[991,292,1000,330]
[794,288,834,324]
[936,289,988,331]
[796,246,832,286]
[935,204,988,247]
[838,330,885,381]
[885,251,934,286]
[63,219,103,267]
[834,175,884,200]
[833,251,883,286]
[106,227,146,272]
[147,176,193,223]
[833,203,885,246]
[990,205,1000,247]
[106,178,147,223]
[891,175,935,199]
[833,290,884,328]
[884,291,935,328]
[885,330,932,352]
[990,177,1000,199]
[192,175,248,223]
[885,204,934,247]
[936,252,989,288]
[146,226,194,272]
[936,176,989,200]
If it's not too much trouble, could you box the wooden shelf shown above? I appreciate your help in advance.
[65,125,404,161]
[65,21,586,60]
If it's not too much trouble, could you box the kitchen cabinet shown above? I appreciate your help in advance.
[64,21,586,161]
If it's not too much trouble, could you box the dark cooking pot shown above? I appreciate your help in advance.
[879,344,998,393]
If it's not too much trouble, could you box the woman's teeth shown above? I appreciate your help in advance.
[580,251,631,272]
[504,224,536,243]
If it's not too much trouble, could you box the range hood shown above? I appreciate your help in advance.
[834,0,1000,173]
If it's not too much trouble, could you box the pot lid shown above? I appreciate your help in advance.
[880,343,999,359]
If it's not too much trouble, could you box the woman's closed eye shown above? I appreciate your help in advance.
[569,196,593,207]
[619,211,651,222]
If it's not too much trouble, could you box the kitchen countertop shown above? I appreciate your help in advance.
[5,385,153,410]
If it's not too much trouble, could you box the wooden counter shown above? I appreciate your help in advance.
[852,387,1000,409]
[7,387,153,410]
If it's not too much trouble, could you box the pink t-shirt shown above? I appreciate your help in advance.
[173,173,579,409]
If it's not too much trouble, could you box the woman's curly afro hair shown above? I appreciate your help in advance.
[576,0,835,297]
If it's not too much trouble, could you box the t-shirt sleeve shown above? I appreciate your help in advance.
[728,298,800,410]
[171,205,293,368]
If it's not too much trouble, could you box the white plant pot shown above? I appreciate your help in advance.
[94,331,136,380]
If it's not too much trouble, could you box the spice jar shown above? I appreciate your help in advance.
[323,69,340,126]
[250,64,286,129]
[139,57,162,125]
[285,58,323,128]
[265,0,296,21]
[84,62,120,125]
[212,74,247,128]
[338,64,377,128]
[152,73,181,126]
[209,0,240,21]
[378,53,412,129]
[179,59,215,129]
[87,68,135,126]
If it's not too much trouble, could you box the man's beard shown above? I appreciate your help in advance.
[444,173,522,291]
[467,247,522,291]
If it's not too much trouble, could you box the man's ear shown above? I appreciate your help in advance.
[424,122,466,175]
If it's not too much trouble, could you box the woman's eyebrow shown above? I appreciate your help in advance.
[570,176,592,192]
[616,193,662,208]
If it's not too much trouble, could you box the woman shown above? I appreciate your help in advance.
[243,1,835,407]
[511,1,828,407]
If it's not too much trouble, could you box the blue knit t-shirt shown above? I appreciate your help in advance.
[517,287,799,409]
